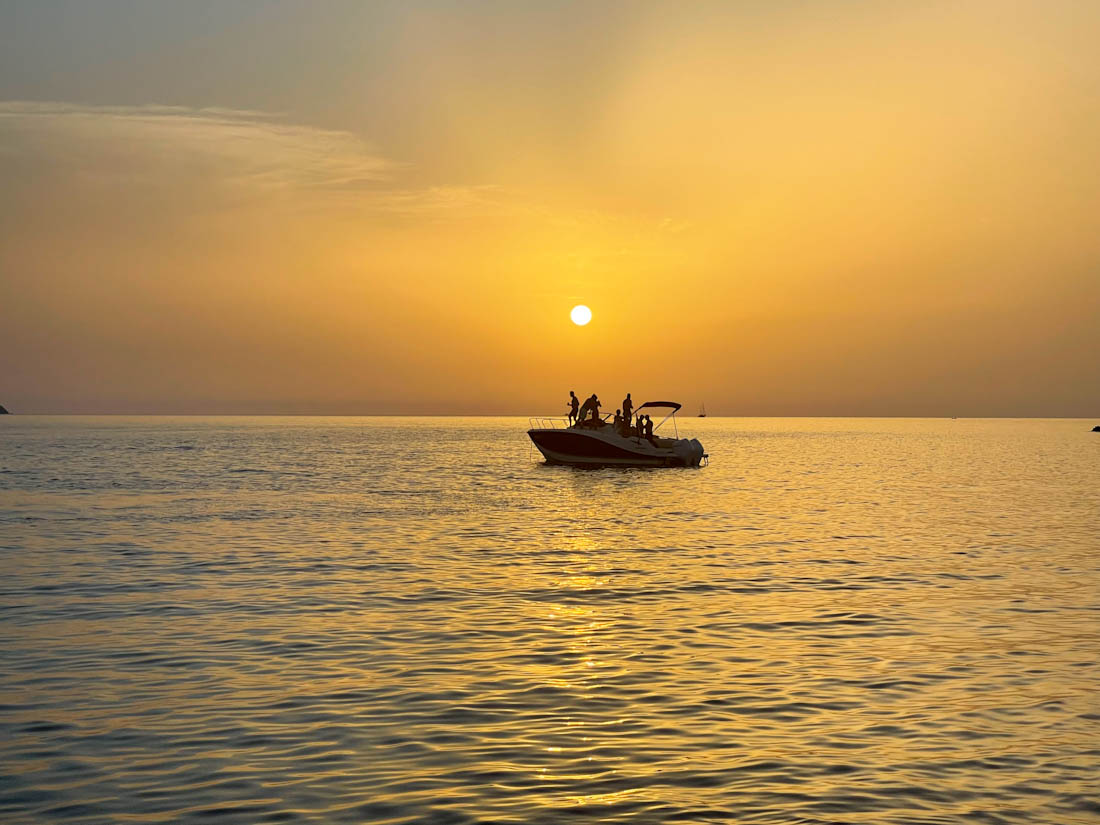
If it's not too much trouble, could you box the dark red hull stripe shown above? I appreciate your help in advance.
[528,430,661,461]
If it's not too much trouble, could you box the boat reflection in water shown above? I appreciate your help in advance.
[528,401,706,467]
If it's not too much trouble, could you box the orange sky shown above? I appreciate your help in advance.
[1,1,1097,415]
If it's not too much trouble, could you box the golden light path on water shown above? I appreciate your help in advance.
[0,416,1098,824]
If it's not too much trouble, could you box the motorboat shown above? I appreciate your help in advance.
[528,401,707,467]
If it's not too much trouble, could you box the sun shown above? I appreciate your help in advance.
[570,305,592,326]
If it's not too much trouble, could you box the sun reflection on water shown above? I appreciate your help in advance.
[1,417,1097,822]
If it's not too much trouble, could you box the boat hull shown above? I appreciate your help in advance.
[527,428,704,468]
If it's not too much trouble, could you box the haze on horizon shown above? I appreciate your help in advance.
[1,1,1097,416]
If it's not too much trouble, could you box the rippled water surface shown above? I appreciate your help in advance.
[1,416,1098,824]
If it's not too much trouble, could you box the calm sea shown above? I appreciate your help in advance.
[1,416,1098,824]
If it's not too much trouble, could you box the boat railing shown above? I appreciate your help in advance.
[529,416,572,430]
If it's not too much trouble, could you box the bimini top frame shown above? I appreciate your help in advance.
[635,401,681,438]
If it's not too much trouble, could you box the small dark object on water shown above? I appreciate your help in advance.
[0,404,9,414]
[1093,425,1100,432]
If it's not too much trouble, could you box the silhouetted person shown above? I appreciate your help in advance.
[613,409,623,432]
[644,414,655,442]
[568,391,579,425]
[576,394,593,425]
[622,393,633,429]
[589,394,601,423]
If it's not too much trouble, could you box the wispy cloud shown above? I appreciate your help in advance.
[0,101,534,224]
[0,101,396,191]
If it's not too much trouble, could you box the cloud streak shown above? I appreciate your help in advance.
[0,101,396,192]
[0,101,538,226]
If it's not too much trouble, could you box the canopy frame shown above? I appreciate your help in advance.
[636,401,681,438]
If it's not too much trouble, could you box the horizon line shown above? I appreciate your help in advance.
[2,412,1096,421]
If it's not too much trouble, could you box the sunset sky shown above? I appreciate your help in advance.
[1,1,1097,415]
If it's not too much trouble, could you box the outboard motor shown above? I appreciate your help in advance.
[673,438,705,467]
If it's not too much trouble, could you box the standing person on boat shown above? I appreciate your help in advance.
[613,409,623,433]
[568,391,580,425]
[644,414,655,443]
[575,394,592,426]
[622,393,633,430]
[589,394,602,424]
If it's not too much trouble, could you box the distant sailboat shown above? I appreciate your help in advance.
[698,402,707,418]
